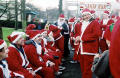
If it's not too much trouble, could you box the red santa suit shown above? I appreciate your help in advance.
[73,22,82,62]
[68,17,75,50]
[47,24,64,54]
[25,30,56,78]
[0,60,25,78]
[100,11,114,52]
[24,43,55,78]
[109,18,120,78]
[6,32,41,78]
[80,20,101,78]
[0,39,25,78]
[76,9,101,78]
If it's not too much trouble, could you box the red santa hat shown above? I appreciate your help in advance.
[111,15,115,18]
[0,39,6,49]
[26,24,36,31]
[103,10,110,15]
[7,32,26,43]
[91,10,95,14]
[27,30,41,40]
[82,8,91,15]
[68,17,75,24]
[59,14,65,19]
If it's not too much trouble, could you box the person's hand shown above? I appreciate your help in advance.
[27,68,36,76]
[49,62,55,67]
[94,54,101,59]
[74,36,80,45]
[29,70,36,76]
[56,49,60,52]
[58,26,62,30]
[75,36,80,42]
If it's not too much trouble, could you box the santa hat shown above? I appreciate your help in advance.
[91,10,95,14]
[68,17,75,24]
[0,39,6,49]
[26,24,36,31]
[59,14,65,19]
[82,8,91,15]
[111,15,115,18]
[7,32,26,43]
[27,30,41,40]
[103,10,109,15]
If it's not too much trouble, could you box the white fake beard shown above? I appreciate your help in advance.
[58,19,64,26]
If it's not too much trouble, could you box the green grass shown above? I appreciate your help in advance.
[2,27,22,45]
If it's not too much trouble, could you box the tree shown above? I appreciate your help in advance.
[0,27,3,39]
[59,0,63,15]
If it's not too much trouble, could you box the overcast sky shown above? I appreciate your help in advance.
[26,0,119,10]
[26,0,59,10]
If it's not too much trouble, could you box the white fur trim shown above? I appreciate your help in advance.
[46,60,51,66]
[13,72,24,78]
[59,17,65,20]
[103,13,109,15]
[34,67,42,73]
[12,35,22,43]
[11,32,26,43]
[79,21,97,55]
[0,41,6,49]
[68,22,74,24]
[55,33,62,41]
[32,34,41,40]
[82,12,91,15]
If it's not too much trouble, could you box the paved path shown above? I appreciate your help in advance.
[59,50,82,78]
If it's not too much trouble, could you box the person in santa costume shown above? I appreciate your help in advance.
[6,31,41,78]
[99,10,114,52]
[37,30,63,73]
[109,18,120,78]
[68,17,76,50]
[0,39,25,78]
[69,18,81,63]
[44,23,65,68]
[90,10,96,19]
[75,8,101,78]
[25,30,64,78]
[54,14,70,57]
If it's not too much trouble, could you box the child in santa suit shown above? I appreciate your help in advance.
[6,31,41,78]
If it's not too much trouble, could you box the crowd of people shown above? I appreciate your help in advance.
[0,8,120,78]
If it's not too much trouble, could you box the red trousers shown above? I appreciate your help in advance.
[79,55,94,78]
[73,45,79,61]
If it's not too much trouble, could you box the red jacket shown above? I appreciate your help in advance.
[6,46,31,72]
[75,20,101,55]
[24,44,46,70]
[49,25,62,40]
[100,19,114,31]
